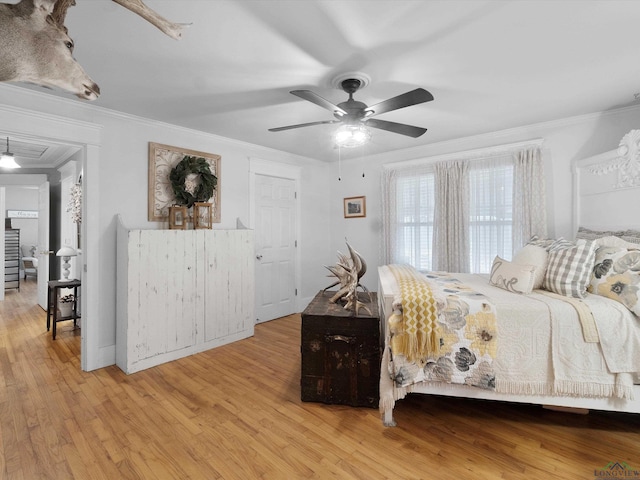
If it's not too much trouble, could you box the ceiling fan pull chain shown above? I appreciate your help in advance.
[338,145,342,181]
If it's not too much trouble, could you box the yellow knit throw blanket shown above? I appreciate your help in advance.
[389,265,439,362]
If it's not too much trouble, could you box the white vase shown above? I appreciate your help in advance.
[59,303,73,318]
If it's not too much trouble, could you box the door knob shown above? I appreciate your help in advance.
[256,254,263,260]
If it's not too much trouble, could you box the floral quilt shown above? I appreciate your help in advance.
[386,268,498,391]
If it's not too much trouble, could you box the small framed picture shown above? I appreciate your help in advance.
[194,202,213,229]
[168,205,187,229]
[343,196,366,218]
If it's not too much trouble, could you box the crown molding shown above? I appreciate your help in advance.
[365,103,640,165]
[0,83,320,165]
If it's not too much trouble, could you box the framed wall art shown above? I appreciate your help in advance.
[194,202,213,229]
[168,206,187,229]
[7,210,38,219]
[343,196,366,218]
[148,142,221,223]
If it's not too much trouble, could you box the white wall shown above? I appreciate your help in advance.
[331,105,640,292]
[0,84,332,369]
[4,185,39,249]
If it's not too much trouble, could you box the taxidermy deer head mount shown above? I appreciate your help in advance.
[0,0,185,100]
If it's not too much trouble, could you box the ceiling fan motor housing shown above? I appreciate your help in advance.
[334,79,369,122]
[341,78,362,94]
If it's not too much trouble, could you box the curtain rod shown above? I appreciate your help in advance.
[382,137,545,170]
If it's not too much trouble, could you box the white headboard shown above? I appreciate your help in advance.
[573,129,640,233]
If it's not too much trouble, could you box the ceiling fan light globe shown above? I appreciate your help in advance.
[334,124,371,148]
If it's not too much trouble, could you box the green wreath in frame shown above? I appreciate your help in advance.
[169,155,217,208]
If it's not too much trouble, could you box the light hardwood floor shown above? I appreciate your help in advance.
[1,280,639,479]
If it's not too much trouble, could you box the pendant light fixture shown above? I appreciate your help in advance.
[0,137,20,169]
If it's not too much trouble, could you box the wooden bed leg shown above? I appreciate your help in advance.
[382,409,396,427]
[543,405,589,415]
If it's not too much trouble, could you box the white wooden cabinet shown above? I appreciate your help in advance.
[116,216,254,373]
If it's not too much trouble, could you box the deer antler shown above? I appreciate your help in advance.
[0,0,186,100]
[50,0,75,31]
[112,0,186,40]
[51,0,186,40]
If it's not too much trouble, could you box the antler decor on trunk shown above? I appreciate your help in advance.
[324,241,372,316]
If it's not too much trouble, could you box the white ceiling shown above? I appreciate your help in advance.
[10,0,640,162]
[0,135,81,169]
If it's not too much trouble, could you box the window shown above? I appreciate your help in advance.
[383,145,544,274]
[468,160,513,273]
[394,172,435,270]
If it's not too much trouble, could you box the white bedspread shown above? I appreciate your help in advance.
[380,271,640,408]
[455,274,636,400]
[584,294,640,373]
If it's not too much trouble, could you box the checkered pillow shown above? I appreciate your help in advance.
[542,239,597,298]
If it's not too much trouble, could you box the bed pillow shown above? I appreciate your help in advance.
[527,235,556,250]
[588,246,640,316]
[620,230,640,246]
[512,244,548,289]
[542,239,597,298]
[576,227,620,241]
[489,256,536,294]
[576,227,640,246]
[594,235,640,250]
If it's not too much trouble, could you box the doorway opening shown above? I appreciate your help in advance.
[0,105,101,371]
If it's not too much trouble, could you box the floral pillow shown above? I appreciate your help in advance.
[588,246,640,316]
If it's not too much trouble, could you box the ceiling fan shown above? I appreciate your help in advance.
[268,78,434,140]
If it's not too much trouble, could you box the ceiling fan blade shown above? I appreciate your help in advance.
[291,90,348,116]
[268,120,341,132]
[365,88,434,117]
[365,119,427,138]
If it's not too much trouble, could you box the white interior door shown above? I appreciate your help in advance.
[254,174,297,323]
[37,181,50,310]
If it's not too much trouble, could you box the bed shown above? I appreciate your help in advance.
[378,129,640,426]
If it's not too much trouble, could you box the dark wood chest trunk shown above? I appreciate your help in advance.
[301,291,380,408]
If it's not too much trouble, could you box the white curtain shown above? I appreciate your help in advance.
[433,160,469,272]
[381,141,547,274]
[381,168,397,264]
[512,147,547,252]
